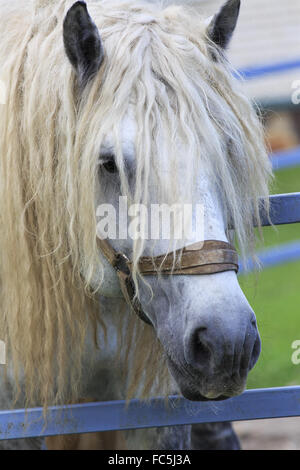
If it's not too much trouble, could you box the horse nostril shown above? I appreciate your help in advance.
[250,314,257,329]
[248,335,261,370]
[192,327,211,365]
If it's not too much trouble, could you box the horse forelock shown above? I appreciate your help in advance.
[0,0,272,409]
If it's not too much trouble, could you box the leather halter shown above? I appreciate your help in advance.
[97,238,239,326]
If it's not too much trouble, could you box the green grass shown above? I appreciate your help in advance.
[240,262,300,389]
[256,165,300,249]
[271,165,300,195]
[239,166,300,389]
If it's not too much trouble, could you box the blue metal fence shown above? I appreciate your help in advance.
[237,58,300,80]
[271,146,300,171]
[1,59,300,443]
[240,191,300,272]
[1,386,300,440]
[239,241,300,274]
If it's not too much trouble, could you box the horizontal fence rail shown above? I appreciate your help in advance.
[236,58,300,109]
[271,147,300,171]
[1,386,300,440]
[238,193,300,272]
[237,58,300,80]
[239,241,300,274]
[260,193,300,226]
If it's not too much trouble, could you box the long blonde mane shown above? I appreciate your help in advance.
[0,0,272,408]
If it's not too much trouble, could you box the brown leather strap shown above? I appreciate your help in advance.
[135,241,238,275]
[97,238,239,326]
[97,238,152,324]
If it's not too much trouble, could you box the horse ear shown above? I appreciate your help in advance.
[63,1,104,88]
[207,0,240,50]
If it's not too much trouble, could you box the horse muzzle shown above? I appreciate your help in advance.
[167,306,261,401]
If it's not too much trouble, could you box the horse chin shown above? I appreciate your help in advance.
[180,389,230,402]
[166,355,245,403]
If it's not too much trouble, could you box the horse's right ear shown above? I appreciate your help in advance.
[63,1,104,88]
[207,0,240,50]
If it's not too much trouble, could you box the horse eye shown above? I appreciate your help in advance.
[101,157,118,174]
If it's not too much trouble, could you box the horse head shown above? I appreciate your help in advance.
[62,0,271,401]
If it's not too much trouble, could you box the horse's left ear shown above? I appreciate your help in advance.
[63,1,104,88]
[207,0,240,50]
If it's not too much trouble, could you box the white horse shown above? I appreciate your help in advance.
[0,0,272,449]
